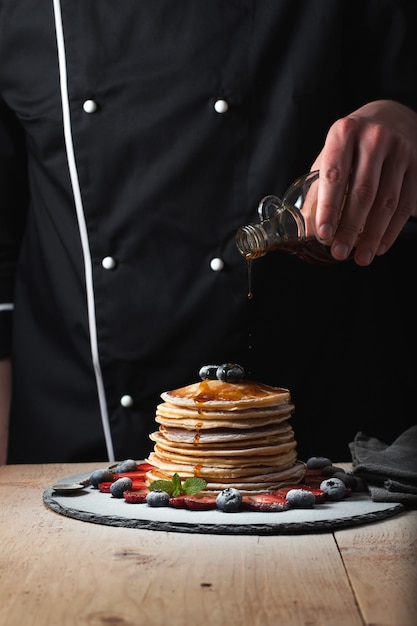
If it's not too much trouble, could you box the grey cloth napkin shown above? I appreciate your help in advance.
[349,425,417,508]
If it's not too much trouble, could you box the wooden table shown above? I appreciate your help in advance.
[1,463,416,626]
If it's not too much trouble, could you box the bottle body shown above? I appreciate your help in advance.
[235,171,352,265]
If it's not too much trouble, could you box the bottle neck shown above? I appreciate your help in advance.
[235,223,270,259]
[235,202,306,260]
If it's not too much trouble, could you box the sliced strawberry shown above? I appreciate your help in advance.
[124,490,148,504]
[242,493,291,512]
[136,462,155,473]
[168,496,187,508]
[128,479,148,491]
[183,495,218,510]
[113,471,143,480]
[169,495,218,510]
[98,481,113,493]
[113,463,155,482]
[306,488,326,504]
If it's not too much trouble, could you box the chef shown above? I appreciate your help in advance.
[1,1,416,464]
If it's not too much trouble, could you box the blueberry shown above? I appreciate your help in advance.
[286,489,316,508]
[199,365,219,380]
[146,490,170,507]
[110,477,133,498]
[216,363,245,383]
[320,465,344,477]
[320,478,347,501]
[216,488,242,512]
[306,456,332,469]
[113,459,137,473]
[332,470,358,490]
[89,468,115,488]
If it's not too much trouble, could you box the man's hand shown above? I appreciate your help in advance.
[312,100,417,266]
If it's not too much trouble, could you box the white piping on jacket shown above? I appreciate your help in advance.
[0,304,14,311]
[52,0,115,462]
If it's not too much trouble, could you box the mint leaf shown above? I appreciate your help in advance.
[171,473,183,496]
[148,473,207,498]
[148,479,174,496]
[183,477,207,495]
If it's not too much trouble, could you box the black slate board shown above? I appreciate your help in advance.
[43,472,405,535]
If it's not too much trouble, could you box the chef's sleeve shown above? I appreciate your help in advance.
[0,98,28,357]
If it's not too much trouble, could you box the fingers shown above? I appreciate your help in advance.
[315,117,356,243]
[314,106,417,266]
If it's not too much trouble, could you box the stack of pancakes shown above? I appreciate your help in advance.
[146,378,305,495]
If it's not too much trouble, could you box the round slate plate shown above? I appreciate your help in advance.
[43,472,405,535]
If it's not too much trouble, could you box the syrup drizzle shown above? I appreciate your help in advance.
[247,258,253,300]
[245,258,254,376]
[193,422,203,446]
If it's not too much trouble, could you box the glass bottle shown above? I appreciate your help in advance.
[235,170,352,264]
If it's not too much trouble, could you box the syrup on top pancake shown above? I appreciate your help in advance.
[161,378,291,409]
[146,364,305,495]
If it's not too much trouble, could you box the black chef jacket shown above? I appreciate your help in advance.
[1,0,416,463]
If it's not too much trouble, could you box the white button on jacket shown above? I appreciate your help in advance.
[102,256,117,270]
[213,99,229,113]
[210,257,224,271]
[120,395,134,408]
[83,99,98,113]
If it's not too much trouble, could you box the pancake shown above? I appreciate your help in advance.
[146,461,306,496]
[146,372,305,495]
[153,421,294,446]
[161,379,291,409]
[155,402,292,418]
[149,432,296,457]
[155,411,292,431]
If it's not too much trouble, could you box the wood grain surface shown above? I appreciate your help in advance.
[0,463,416,626]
